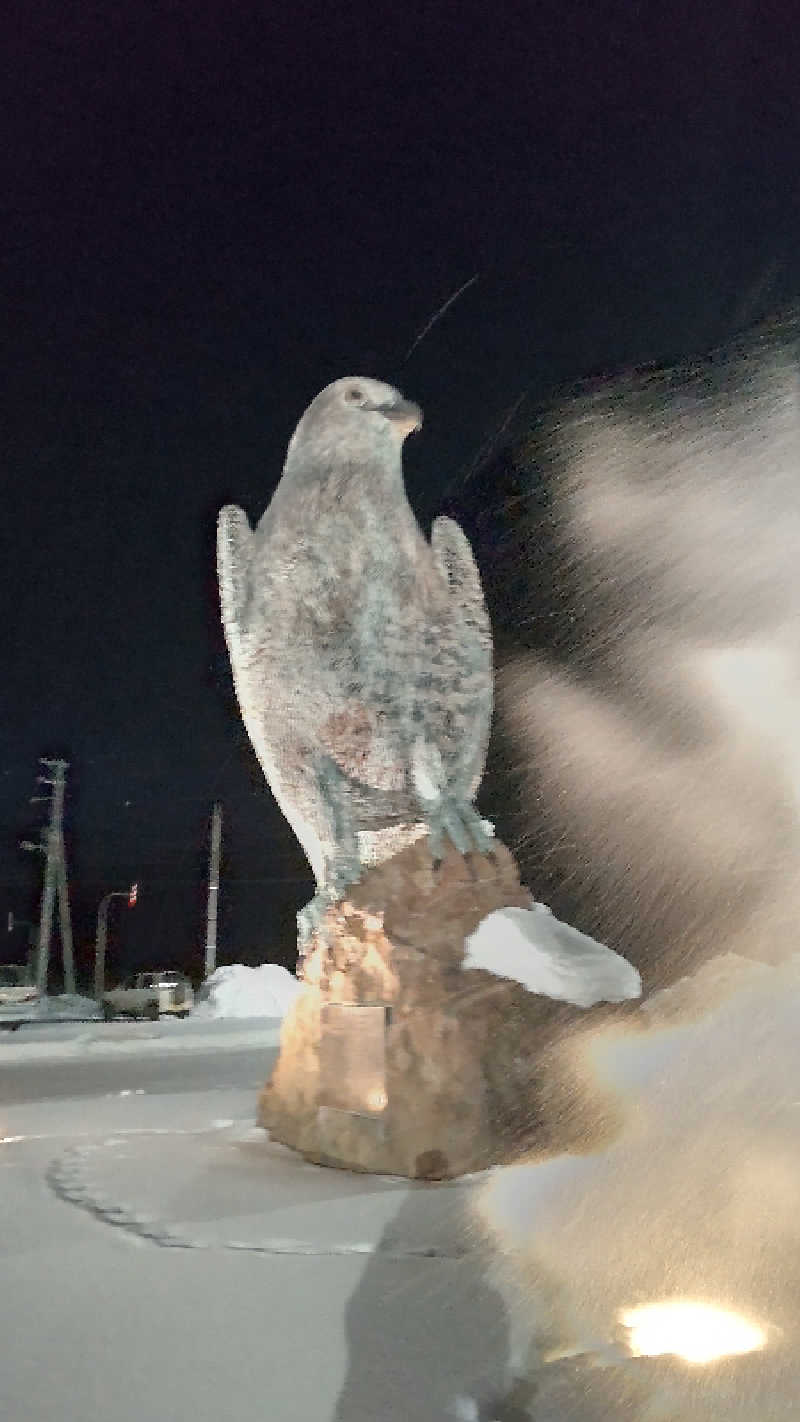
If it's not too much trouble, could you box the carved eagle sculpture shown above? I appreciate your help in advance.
[217,376,494,945]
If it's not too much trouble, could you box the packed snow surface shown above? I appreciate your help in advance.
[195,962,302,1019]
[6,952,800,1419]
[463,902,642,1007]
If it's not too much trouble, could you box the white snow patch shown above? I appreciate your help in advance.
[463,903,641,1008]
[194,962,302,1019]
[0,992,102,1024]
[451,1397,481,1421]
[41,992,102,1020]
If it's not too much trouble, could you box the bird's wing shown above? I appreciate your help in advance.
[429,515,493,798]
[217,504,255,664]
[430,515,490,633]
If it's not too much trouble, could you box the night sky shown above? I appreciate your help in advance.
[3,1,799,985]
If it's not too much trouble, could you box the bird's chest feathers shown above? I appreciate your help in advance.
[295,510,424,609]
[284,537,426,694]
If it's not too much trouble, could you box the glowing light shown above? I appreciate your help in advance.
[619,1301,766,1365]
[365,1088,388,1112]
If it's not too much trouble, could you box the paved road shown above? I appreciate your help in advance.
[0,1042,279,1105]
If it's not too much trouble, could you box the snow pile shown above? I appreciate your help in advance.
[463,903,641,1008]
[0,993,101,1023]
[194,963,302,1019]
[40,993,102,1020]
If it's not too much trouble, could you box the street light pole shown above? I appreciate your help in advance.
[94,890,133,1003]
[204,801,222,980]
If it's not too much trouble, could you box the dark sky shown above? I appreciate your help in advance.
[3,0,799,984]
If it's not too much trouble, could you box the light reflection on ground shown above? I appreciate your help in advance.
[619,1300,766,1365]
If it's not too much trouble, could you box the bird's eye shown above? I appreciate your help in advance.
[345,387,364,404]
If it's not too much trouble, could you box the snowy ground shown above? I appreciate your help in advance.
[0,1029,507,1422]
[3,956,800,1419]
[0,1014,282,1062]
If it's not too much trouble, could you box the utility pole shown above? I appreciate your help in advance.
[56,857,75,995]
[25,758,75,997]
[204,801,222,980]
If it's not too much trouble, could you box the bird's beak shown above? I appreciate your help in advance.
[379,398,423,436]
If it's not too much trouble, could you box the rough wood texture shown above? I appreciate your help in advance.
[259,836,634,1179]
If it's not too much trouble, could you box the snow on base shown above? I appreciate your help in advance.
[194,963,302,1019]
[463,902,642,1008]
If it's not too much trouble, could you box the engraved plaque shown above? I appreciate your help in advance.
[318,1002,390,1116]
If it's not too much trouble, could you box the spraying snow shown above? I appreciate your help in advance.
[498,317,800,990]
[474,951,800,1414]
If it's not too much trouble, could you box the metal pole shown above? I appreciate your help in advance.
[35,836,57,997]
[31,758,75,998]
[56,857,76,995]
[93,890,133,1002]
[47,761,75,995]
[94,894,112,1003]
[204,801,222,979]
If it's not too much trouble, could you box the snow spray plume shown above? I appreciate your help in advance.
[495,311,800,990]
[459,314,800,1418]
[472,955,800,1420]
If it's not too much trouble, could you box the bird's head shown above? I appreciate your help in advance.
[284,377,423,476]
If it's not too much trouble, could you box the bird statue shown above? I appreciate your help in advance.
[217,376,494,947]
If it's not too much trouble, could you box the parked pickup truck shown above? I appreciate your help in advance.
[102,971,193,1021]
